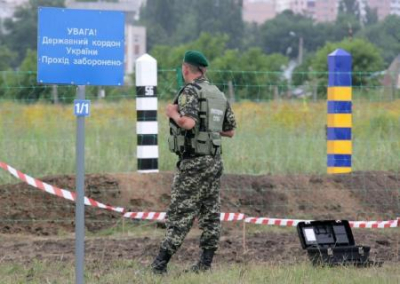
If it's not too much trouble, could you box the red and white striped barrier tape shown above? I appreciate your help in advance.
[0,161,241,222]
[123,211,166,220]
[123,212,246,221]
[1,161,398,228]
[244,217,399,229]
[350,220,398,229]
[0,162,125,214]
[244,217,311,227]
[220,213,245,221]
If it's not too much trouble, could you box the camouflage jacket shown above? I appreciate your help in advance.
[175,76,237,132]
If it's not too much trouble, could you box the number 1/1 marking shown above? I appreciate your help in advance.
[74,100,91,117]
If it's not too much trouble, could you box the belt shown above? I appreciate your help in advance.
[180,153,203,160]
[180,153,221,160]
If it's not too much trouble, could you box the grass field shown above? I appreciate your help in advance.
[1,98,400,283]
[1,260,400,284]
[1,98,400,184]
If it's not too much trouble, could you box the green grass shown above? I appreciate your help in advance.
[1,260,400,284]
[1,99,400,185]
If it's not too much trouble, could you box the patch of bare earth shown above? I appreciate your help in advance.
[0,171,399,264]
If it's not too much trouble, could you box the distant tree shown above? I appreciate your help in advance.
[191,0,244,49]
[140,0,177,48]
[357,15,400,66]
[330,13,361,42]
[212,47,287,73]
[0,46,16,71]
[0,46,17,98]
[338,0,360,20]
[150,33,288,100]
[311,38,384,97]
[259,11,330,59]
[76,0,118,2]
[150,32,230,97]
[241,22,262,51]
[140,0,244,50]
[2,0,64,68]
[292,55,313,86]
[211,48,288,100]
[364,6,378,26]
[151,32,229,69]
[9,49,51,102]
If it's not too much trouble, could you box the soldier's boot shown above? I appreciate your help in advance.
[151,249,172,275]
[190,249,215,273]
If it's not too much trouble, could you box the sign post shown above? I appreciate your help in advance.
[38,7,125,284]
[74,87,87,284]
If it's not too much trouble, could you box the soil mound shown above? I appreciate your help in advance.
[1,171,399,235]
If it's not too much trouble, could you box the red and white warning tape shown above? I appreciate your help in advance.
[123,211,166,220]
[0,162,125,214]
[220,213,245,221]
[350,220,398,229]
[245,217,310,227]
[1,161,398,228]
[0,161,241,222]
[123,212,246,221]
[244,217,399,229]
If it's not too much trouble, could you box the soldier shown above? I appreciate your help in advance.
[151,50,236,274]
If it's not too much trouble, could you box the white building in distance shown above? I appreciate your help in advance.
[243,0,400,24]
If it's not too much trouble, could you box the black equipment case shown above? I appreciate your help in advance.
[297,220,379,266]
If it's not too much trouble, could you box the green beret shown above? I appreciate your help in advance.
[183,50,209,67]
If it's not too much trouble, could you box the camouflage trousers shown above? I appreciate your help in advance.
[160,155,223,255]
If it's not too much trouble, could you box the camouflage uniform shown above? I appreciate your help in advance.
[160,76,236,255]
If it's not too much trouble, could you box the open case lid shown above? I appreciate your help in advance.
[297,220,355,249]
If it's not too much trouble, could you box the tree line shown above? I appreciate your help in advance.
[0,0,398,101]
[141,0,399,66]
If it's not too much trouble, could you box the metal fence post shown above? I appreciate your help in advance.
[135,54,159,173]
[75,85,86,284]
[327,49,352,174]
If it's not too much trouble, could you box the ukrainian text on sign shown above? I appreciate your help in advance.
[38,7,125,86]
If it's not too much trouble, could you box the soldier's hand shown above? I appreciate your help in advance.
[166,104,179,119]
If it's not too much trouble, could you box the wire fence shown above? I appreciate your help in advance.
[1,69,400,102]
[0,69,400,266]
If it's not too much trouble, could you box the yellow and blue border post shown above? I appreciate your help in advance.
[327,49,352,174]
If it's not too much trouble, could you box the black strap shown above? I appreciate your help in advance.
[180,152,202,160]
[189,82,202,90]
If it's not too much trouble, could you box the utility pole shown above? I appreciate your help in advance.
[298,37,303,65]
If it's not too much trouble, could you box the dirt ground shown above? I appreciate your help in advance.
[0,171,400,264]
[0,229,398,266]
